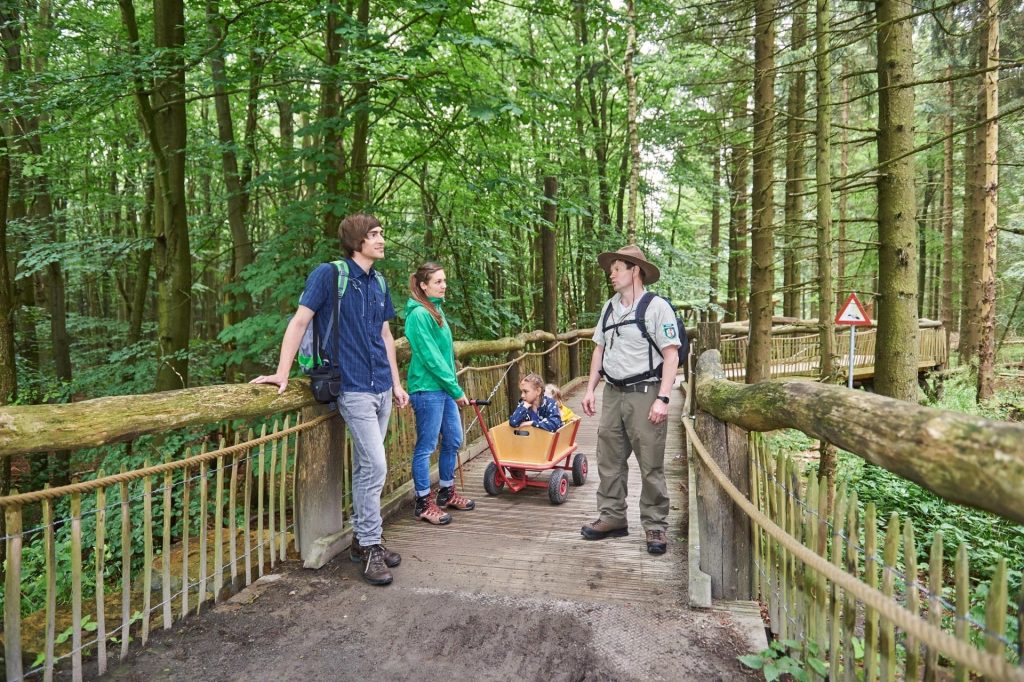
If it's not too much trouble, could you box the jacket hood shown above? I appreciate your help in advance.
[404,297,444,315]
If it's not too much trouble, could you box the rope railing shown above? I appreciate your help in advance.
[684,382,1019,679]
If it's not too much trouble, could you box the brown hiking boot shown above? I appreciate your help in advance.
[361,545,393,586]
[580,517,629,540]
[415,493,452,525]
[646,529,668,555]
[436,485,475,511]
[350,541,401,567]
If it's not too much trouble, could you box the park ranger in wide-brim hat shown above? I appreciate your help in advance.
[597,245,661,285]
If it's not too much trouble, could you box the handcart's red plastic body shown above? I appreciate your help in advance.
[468,400,588,504]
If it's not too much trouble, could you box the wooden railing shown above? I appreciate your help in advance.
[718,326,948,379]
[0,329,594,681]
[686,349,1024,680]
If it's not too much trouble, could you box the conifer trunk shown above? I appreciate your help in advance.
[783,10,806,319]
[976,0,999,401]
[746,0,776,384]
[874,0,919,401]
[941,65,954,352]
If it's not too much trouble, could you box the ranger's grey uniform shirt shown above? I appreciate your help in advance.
[593,291,682,384]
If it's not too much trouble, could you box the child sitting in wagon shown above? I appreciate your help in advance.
[509,372,563,432]
[545,383,578,423]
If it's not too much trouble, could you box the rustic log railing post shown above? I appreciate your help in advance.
[693,325,753,600]
[295,403,348,569]
[505,351,521,410]
[568,340,580,380]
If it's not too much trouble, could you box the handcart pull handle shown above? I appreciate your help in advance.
[469,399,491,406]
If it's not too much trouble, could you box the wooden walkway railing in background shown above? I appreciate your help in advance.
[719,326,948,380]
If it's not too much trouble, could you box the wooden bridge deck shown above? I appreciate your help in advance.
[383,380,688,605]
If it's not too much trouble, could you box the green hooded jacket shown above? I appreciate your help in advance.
[404,297,464,399]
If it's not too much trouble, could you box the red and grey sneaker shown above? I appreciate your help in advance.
[436,485,475,511]
[414,494,452,525]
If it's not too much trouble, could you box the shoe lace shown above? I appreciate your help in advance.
[366,544,387,568]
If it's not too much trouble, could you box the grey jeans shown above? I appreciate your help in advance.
[336,390,392,547]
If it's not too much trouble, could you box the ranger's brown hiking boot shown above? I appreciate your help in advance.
[645,529,668,555]
[361,545,393,586]
[415,493,452,525]
[350,541,401,567]
[580,517,629,540]
[436,485,475,511]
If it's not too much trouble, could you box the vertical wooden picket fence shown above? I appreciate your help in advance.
[0,336,593,681]
[748,433,1021,680]
[1,412,312,681]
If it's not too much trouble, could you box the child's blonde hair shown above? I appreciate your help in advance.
[520,373,545,392]
[544,383,562,402]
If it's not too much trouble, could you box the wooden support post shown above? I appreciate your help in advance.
[505,351,521,412]
[295,404,348,568]
[544,341,559,385]
[694,332,752,600]
[568,341,580,380]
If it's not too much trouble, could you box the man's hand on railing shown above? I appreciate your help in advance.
[250,372,289,395]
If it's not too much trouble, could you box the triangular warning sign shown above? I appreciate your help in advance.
[835,293,872,326]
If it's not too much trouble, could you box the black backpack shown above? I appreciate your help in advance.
[600,291,691,386]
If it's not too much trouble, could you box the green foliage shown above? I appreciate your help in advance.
[738,639,828,682]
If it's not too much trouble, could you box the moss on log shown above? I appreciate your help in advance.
[394,328,595,363]
[694,350,1024,525]
[0,382,317,458]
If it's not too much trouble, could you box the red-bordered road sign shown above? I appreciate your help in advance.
[835,293,872,326]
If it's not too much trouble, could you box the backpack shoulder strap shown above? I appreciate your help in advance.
[600,299,616,334]
[332,260,349,298]
[373,270,387,296]
[634,292,657,342]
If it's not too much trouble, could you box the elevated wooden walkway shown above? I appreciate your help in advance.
[97,380,767,681]
[385,383,686,605]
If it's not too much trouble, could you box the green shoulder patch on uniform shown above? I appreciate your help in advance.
[662,323,677,339]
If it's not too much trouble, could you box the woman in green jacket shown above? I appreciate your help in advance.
[406,262,474,525]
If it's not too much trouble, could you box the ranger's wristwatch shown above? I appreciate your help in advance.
[656,395,670,404]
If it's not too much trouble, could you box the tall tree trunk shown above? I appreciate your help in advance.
[347,0,372,209]
[874,0,919,402]
[746,0,776,384]
[128,174,154,345]
[206,0,255,380]
[941,64,954,351]
[976,0,999,401]
[623,0,639,245]
[0,130,15,403]
[728,103,750,323]
[837,66,849,310]
[541,176,559,378]
[960,30,986,366]
[320,2,347,235]
[815,0,837,502]
[573,0,604,321]
[783,9,807,319]
[709,150,721,305]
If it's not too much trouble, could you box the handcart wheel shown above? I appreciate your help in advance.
[548,471,570,505]
[483,462,504,496]
[571,453,588,486]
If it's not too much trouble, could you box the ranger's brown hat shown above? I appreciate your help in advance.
[597,244,661,285]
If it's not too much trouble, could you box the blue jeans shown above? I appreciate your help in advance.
[410,391,464,497]
[336,391,392,547]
